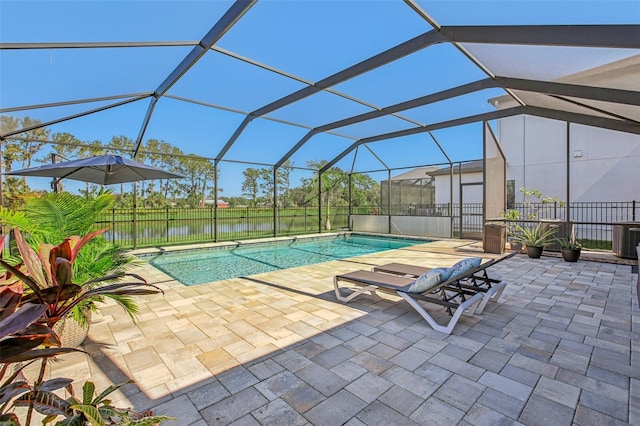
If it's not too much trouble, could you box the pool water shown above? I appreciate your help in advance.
[146,234,429,286]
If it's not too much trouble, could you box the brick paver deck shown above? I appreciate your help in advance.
[27,238,639,425]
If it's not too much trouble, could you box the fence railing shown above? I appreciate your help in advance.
[95,206,350,249]
[506,201,639,250]
[352,201,639,249]
[95,201,637,250]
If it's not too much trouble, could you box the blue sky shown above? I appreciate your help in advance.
[1,0,639,196]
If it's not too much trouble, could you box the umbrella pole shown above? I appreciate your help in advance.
[51,153,60,193]
[133,182,137,249]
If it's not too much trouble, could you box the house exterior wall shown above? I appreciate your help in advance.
[498,115,640,203]
[429,115,639,212]
[433,171,484,204]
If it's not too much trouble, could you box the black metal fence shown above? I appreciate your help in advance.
[95,206,350,249]
[354,201,638,249]
[95,201,637,250]
[509,200,639,249]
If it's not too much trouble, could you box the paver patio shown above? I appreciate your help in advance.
[27,238,639,425]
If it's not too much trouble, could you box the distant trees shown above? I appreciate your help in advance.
[241,168,261,207]
[49,132,84,192]
[225,196,252,207]
[303,160,348,230]
[241,160,293,207]
[173,154,217,207]
[0,116,51,207]
[237,159,380,228]
[350,172,380,208]
[0,114,227,208]
[0,114,380,212]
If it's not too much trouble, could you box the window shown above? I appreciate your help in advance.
[507,180,515,209]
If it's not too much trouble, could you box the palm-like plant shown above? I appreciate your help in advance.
[0,191,138,325]
[0,191,113,242]
[556,237,582,250]
[512,224,556,248]
[0,228,160,330]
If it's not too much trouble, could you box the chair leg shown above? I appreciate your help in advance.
[334,277,378,303]
[475,281,507,314]
[397,291,483,335]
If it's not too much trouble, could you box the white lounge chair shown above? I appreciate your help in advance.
[372,251,515,314]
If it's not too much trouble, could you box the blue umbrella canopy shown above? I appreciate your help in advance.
[8,155,184,185]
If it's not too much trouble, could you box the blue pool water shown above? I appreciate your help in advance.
[146,234,430,286]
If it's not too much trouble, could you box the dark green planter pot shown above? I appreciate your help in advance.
[561,248,581,262]
[526,246,544,258]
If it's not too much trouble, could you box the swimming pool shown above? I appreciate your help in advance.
[145,234,430,286]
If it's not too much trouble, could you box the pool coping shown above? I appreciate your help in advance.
[132,232,437,286]
[128,231,435,257]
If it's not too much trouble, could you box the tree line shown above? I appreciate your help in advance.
[0,115,380,211]
[240,160,379,207]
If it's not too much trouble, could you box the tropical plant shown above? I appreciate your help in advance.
[501,187,565,233]
[517,187,564,221]
[0,229,171,425]
[13,379,173,426]
[0,191,139,326]
[512,223,556,248]
[556,235,582,262]
[500,209,521,240]
[0,279,77,425]
[556,237,582,250]
[0,191,114,242]
[0,228,158,332]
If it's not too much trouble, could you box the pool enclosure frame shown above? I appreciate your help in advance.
[1,1,639,243]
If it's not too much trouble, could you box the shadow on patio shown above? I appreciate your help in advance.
[37,241,639,425]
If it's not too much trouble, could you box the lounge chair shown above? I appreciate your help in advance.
[334,262,488,335]
[372,251,516,314]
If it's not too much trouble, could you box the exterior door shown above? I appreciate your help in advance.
[460,182,483,239]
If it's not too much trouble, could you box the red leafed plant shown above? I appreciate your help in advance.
[0,228,158,328]
[0,229,172,425]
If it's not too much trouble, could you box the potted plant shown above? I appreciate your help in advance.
[556,237,582,262]
[502,187,565,253]
[513,224,556,258]
[500,209,523,252]
[0,227,157,336]
[0,191,140,346]
[0,230,173,425]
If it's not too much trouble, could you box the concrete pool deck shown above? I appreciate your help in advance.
[30,238,638,425]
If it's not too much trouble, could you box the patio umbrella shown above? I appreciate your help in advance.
[7,154,184,185]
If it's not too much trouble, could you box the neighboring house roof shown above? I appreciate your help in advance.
[489,53,640,119]
[387,166,439,181]
[428,160,484,176]
[556,53,639,91]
